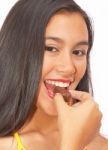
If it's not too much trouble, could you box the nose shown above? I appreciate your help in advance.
[56,53,76,77]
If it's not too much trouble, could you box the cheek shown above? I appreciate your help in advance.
[75,59,87,80]
[41,54,55,78]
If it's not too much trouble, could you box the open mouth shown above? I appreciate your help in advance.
[44,79,71,99]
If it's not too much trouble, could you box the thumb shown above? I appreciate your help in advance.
[69,90,93,103]
[54,93,67,115]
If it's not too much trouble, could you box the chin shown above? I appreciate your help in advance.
[44,105,58,116]
[37,100,58,117]
[46,110,58,117]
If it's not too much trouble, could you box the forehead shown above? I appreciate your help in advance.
[45,12,88,43]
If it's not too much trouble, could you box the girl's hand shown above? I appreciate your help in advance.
[54,90,102,150]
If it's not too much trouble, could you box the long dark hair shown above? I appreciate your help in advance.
[0,0,93,136]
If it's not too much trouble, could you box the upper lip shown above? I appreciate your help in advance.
[45,78,74,84]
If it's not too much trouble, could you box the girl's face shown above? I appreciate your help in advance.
[37,12,89,116]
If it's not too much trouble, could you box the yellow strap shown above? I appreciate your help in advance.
[14,132,87,150]
[14,132,26,150]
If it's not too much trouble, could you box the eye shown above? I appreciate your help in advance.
[72,50,86,56]
[45,46,58,52]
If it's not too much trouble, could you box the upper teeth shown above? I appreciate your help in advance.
[46,80,70,87]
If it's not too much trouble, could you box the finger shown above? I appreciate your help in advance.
[69,90,93,103]
[54,93,68,114]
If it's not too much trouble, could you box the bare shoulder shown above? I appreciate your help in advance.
[0,136,17,150]
[88,133,108,150]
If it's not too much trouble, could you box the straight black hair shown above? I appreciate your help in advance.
[0,0,93,136]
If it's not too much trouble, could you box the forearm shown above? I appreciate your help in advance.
[60,136,83,150]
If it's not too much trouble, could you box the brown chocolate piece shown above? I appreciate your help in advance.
[54,86,76,106]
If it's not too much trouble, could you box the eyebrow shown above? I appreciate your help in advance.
[45,36,64,43]
[45,36,89,47]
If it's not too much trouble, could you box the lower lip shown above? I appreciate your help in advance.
[46,89,54,99]
[44,83,55,99]
[43,85,53,100]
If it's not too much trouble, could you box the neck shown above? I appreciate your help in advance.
[19,108,59,136]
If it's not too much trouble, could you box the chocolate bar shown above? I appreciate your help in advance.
[54,86,77,106]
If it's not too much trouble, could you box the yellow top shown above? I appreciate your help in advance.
[14,132,87,150]
[14,132,26,150]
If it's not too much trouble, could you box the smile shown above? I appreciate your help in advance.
[44,79,73,99]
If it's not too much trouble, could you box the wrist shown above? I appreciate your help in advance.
[60,136,83,150]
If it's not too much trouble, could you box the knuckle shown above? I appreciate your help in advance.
[81,92,91,100]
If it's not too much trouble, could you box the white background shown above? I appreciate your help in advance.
[0,0,108,137]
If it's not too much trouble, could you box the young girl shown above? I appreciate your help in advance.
[0,0,108,149]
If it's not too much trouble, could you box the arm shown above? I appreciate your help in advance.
[54,90,102,150]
